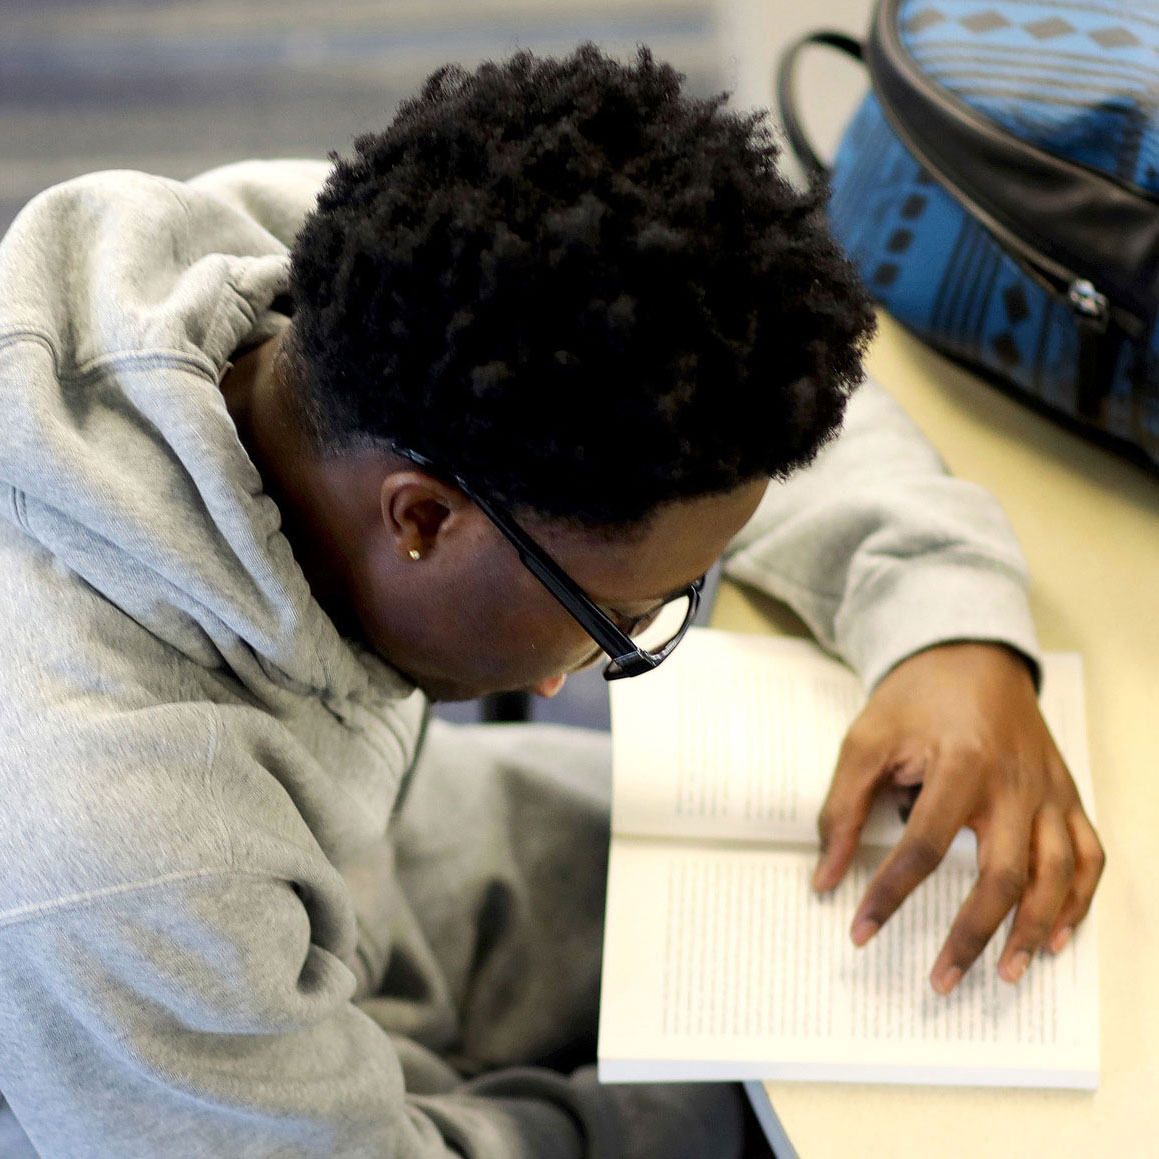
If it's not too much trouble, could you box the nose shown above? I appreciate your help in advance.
[531,674,568,698]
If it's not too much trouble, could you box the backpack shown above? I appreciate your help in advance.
[777,0,1159,472]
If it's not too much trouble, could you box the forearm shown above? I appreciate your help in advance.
[724,375,1041,689]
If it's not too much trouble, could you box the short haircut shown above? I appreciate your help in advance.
[288,44,874,528]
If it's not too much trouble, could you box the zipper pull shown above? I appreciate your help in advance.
[1067,279,1110,331]
[1068,279,1119,420]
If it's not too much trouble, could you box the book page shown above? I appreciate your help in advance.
[599,644,1097,1087]
[598,839,1097,1087]
[611,631,962,851]
[611,633,1092,852]
[611,632,867,844]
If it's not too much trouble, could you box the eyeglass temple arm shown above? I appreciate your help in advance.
[468,493,643,663]
[392,445,667,666]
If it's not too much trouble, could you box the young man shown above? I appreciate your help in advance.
[0,46,1101,1158]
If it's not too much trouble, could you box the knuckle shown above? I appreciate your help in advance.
[984,864,1029,907]
[833,736,876,788]
[1015,910,1053,946]
[893,835,944,880]
[817,801,838,832]
[1072,897,1097,924]
[953,737,989,770]
[816,805,840,846]
[949,923,991,965]
[1038,847,1076,884]
[938,734,991,780]
[838,715,878,754]
[834,730,866,766]
[1070,822,1106,882]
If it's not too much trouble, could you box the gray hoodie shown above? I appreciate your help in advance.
[0,162,1039,1158]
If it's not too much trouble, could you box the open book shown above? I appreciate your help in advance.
[597,629,1098,1090]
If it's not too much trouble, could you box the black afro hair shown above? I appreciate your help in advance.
[288,43,875,528]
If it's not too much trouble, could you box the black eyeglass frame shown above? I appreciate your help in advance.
[393,447,703,679]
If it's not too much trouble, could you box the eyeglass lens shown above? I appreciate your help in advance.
[627,592,695,654]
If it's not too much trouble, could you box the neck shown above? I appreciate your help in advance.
[218,331,376,637]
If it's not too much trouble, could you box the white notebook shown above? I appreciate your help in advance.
[597,629,1098,1089]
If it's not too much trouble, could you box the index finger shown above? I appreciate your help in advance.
[848,760,975,947]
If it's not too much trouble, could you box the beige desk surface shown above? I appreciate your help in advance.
[712,315,1159,1158]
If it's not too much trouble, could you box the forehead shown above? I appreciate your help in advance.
[528,478,769,604]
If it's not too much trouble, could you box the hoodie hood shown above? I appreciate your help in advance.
[0,166,400,706]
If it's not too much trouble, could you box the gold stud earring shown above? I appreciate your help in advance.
[408,548,422,561]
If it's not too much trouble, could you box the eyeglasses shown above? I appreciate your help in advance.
[394,447,703,679]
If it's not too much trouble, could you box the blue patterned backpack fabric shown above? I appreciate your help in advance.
[777,0,1159,472]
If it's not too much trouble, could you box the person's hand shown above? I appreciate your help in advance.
[811,641,1104,994]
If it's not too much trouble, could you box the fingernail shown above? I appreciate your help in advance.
[1049,926,1073,954]
[850,917,878,947]
[812,860,830,891]
[931,965,962,995]
[1001,950,1031,984]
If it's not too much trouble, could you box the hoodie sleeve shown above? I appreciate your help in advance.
[186,159,335,249]
[723,375,1041,690]
[0,862,751,1159]
[0,874,538,1158]
[0,873,751,1159]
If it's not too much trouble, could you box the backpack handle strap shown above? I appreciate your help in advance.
[774,31,864,183]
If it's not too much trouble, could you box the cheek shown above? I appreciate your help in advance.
[455,565,591,674]
[494,603,594,673]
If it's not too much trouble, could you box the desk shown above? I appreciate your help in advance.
[712,315,1159,1158]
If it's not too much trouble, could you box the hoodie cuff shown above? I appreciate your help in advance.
[835,555,1042,692]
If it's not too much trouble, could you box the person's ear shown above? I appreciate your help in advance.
[378,471,469,563]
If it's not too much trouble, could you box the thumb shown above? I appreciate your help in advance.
[813,730,887,892]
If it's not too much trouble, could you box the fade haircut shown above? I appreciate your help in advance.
[288,44,875,528]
